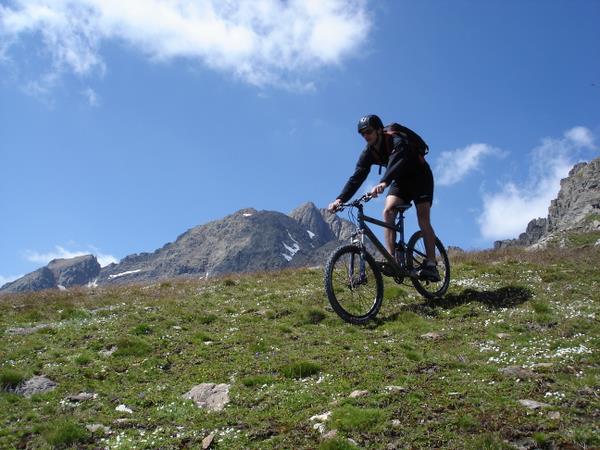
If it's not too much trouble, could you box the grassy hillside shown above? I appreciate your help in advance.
[1,245,598,449]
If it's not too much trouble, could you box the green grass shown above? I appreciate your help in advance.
[0,246,599,449]
[0,369,25,390]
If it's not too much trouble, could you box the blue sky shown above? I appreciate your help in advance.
[1,0,599,285]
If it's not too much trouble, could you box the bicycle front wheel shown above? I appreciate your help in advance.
[324,244,384,324]
[407,231,450,299]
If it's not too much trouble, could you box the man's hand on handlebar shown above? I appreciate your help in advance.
[327,198,343,213]
[369,182,387,198]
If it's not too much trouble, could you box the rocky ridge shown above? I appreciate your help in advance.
[1,202,354,293]
[495,156,600,249]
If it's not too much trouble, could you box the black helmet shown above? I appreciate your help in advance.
[357,114,383,133]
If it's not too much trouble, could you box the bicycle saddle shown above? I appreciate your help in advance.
[393,203,412,212]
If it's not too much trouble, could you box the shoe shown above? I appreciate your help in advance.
[419,261,441,282]
[375,261,395,277]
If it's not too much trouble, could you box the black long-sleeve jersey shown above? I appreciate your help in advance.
[336,133,426,203]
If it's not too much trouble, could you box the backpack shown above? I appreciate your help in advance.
[384,123,429,156]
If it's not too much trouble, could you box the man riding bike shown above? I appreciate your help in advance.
[327,114,440,282]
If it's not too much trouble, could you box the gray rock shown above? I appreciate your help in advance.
[14,376,57,397]
[67,392,96,402]
[421,331,444,340]
[86,424,110,434]
[183,383,230,412]
[518,399,550,409]
[499,366,537,379]
[202,432,215,449]
[5,324,52,335]
[495,156,600,249]
[349,389,369,398]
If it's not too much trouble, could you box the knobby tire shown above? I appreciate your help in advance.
[324,244,384,325]
[406,231,450,299]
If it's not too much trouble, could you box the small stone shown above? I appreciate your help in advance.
[68,392,96,402]
[99,346,117,357]
[322,430,338,440]
[421,332,443,340]
[310,411,332,422]
[548,411,560,420]
[313,422,326,434]
[531,362,554,369]
[496,333,511,339]
[115,404,133,414]
[202,432,215,449]
[385,385,408,393]
[86,424,110,434]
[391,419,401,427]
[5,324,52,335]
[518,399,551,410]
[349,390,369,398]
[14,376,57,397]
[183,383,230,412]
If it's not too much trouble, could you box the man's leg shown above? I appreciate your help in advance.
[415,201,436,263]
[383,195,404,256]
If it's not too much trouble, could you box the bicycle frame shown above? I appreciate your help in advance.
[352,202,408,275]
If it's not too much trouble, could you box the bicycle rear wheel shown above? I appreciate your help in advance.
[324,244,383,324]
[406,231,450,299]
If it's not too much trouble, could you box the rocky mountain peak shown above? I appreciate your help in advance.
[0,254,100,294]
[495,156,600,249]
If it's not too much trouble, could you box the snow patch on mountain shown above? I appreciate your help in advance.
[282,231,301,262]
[109,269,142,279]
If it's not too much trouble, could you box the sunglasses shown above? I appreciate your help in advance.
[360,128,376,136]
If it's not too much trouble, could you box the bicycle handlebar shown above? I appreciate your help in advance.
[334,192,373,212]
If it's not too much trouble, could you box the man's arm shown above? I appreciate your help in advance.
[336,150,372,203]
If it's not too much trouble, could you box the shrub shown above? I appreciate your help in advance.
[198,314,217,325]
[113,337,152,357]
[43,420,88,447]
[304,308,326,324]
[330,405,386,432]
[132,323,152,335]
[240,375,275,387]
[0,369,26,390]
[280,361,321,379]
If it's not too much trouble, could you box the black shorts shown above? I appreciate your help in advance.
[387,164,434,205]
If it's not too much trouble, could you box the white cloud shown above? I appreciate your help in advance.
[565,126,594,148]
[478,126,596,241]
[25,245,118,267]
[0,0,371,89]
[435,143,505,186]
[82,86,99,106]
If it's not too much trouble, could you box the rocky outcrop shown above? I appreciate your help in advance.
[0,255,100,294]
[495,156,600,249]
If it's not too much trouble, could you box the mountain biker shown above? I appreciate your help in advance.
[327,114,440,282]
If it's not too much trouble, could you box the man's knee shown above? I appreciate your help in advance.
[383,206,396,222]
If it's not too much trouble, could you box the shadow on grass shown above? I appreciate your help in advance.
[372,285,533,326]
[431,285,533,310]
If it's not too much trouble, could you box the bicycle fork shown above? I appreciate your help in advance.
[348,230,368,287]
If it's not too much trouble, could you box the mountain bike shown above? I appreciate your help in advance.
[324,194,450,324]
